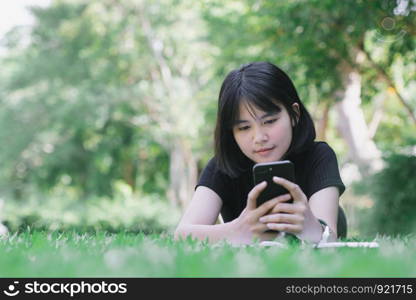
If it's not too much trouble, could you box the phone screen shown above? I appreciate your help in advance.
[252,160,295,207]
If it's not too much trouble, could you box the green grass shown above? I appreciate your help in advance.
[0,230,415,277]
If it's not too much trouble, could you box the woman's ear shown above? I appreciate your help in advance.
[292,103,300,126]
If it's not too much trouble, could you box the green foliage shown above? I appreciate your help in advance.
[0,1,158,199]
[357,152,416,236]
[0,0,214,202]
[0,0,414,235]
[3,184,180,234]
[2,194,180,234]
[0,230,415,277]
[202,0,416,157]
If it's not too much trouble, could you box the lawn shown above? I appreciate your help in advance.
[0,230,415,277]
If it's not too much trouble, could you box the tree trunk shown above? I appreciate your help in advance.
[167,139,198,209]
[123,158,136,192]
[335,60,383,177]
[368,92,386,139]
[316,102,330,141]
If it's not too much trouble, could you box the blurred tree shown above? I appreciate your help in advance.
[0,1,148,199]
[202,0,415,177]
[356,151,416,236]
[1,0,414,215]
[0,0,215,208]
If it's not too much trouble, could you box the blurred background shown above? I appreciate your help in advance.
[0,0,414,238]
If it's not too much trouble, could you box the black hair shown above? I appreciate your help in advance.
[214,61,316,178]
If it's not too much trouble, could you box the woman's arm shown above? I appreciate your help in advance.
[308,186,339,239]
[174,186,232,243]
[175,183,285,244]
[294,186,339,243]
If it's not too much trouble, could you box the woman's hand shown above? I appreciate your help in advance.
[229,181,291,245]
[258,176,323,243]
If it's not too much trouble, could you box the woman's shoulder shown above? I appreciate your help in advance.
[200,156,230,178]
[292,141,338,167]
[303,141,337,157]
[296,141,345,197]
[197,156,235,198]
[204,156,220,172]
[313,141,336,152]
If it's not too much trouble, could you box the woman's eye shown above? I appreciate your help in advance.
[238,126,250,131]
[264,119,277,125]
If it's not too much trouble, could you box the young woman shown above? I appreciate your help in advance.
[175,62,346,245]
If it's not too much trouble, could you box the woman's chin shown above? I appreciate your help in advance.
[252,155,284,164]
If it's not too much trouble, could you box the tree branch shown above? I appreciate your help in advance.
[358,44,416,125]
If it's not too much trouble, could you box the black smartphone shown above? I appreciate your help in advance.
[252,160,295,207]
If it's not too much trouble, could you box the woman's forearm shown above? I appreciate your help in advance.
[297,216,338,244]
[174,222,235,244]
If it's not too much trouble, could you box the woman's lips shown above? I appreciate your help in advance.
[254,146,276,156]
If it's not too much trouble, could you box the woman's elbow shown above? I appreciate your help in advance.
[174,225,187,241]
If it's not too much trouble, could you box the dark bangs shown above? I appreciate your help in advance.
[214,62,316,178]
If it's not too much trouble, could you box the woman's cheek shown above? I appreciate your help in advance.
[233,132,249,154]
[272,125,293,155]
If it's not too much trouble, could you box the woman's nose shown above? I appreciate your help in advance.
[253,126,268,144]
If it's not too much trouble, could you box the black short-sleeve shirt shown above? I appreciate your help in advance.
[196,141,345,222]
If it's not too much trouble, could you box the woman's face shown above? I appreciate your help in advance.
[232,101,299,164]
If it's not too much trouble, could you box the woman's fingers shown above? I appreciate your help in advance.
[270,202,307,216]
[253,222,271,233]
[254,193,291,216]
[270,202,296,214]
[246,181,267,210]
[255,196,283,217]
[259,213,304,225]
[265,223,303,234]
[273,176,307,203]
[272,193,292,203]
